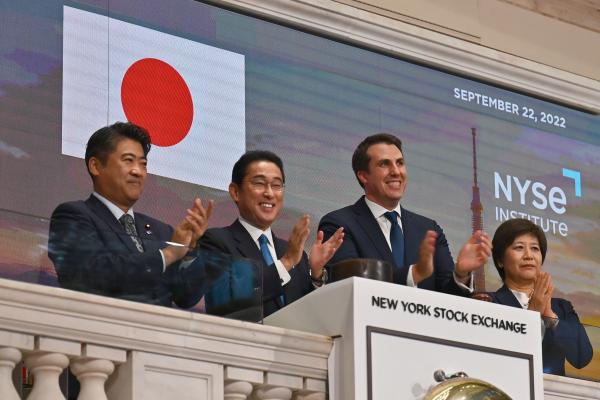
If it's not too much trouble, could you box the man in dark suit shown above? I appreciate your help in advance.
[319,133,491,295]
[199,151,344,317]
[48,122,213,308]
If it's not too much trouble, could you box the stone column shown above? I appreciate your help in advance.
[70,358,115,400]
[293,391,326,400]
[252,385,293,400]
[293,377,327,400]
[0,347,21,400]
[224,366,263,400]
[25,352,69,400]
[224,379,253,400]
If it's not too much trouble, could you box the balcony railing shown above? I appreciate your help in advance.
[0,278,330,400]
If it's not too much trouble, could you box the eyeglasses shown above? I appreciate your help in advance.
[247,180,285,192]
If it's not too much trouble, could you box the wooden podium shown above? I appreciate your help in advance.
[265,277,544,399]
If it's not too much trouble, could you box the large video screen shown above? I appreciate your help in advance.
[1,0,599,377]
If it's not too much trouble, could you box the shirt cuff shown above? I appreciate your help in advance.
[406,265,417,287]
[158,249,166,272]
[542,316,559,331]
[274,259,292,285]
[540,318,546,337]
[453,271,474,293]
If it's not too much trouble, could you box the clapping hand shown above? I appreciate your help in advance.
[309,227,344,277]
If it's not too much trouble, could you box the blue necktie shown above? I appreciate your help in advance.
[258,234,285,306]
[384,211,405,268]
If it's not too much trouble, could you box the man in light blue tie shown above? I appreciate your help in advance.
[199,150,344,317]
[319,133,491,296]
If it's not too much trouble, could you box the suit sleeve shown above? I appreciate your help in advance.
[546,300,593,369]
[319,212,361,266]
[431,221,464,296]
[198,229,283,303]
[48,202,165,295]
[167,257,211,309]
[197,228,230,254]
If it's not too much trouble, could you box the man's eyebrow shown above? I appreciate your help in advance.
[378,156,403,162]
[121,152,146,159]
[249,174,267,179]
[249,174,282,180]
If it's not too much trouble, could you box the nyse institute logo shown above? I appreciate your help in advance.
[493,168,582,237]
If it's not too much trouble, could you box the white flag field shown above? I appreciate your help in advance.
[62,6,246,190]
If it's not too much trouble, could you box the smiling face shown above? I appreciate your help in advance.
[357,143,407,210]
[229,160,284,230]
[89,138,147,212]
[501,233,543,288]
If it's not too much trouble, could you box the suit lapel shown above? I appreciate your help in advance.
[135,214,161,251]
[230,220,263,261]
[230,220,283,307]
[353,197,395,265]
[85,195,139,253]
[400,209,417,267]
[272,233,287,259]
[495,285,522,308]
[135,215,151,241]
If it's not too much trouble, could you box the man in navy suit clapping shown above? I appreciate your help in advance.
[319,133,491,295]
[49,122,213,308]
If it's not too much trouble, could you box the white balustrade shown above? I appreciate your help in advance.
[0,279,332,400]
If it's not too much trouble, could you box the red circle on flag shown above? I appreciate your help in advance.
[121,58,194,147]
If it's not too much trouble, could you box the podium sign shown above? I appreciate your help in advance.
[265,277,543,399]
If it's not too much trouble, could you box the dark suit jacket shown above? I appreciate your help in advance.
[48,195,205,308]
[491,285,593,376]
[198,219,314,317]
[318,196,464,295]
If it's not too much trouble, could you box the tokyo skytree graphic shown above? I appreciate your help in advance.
[470,128,491,301]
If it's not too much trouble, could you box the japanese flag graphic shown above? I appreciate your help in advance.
[62,6,245,190]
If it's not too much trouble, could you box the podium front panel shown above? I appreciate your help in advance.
[266,277,543,399]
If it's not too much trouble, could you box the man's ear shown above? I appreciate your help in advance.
[88,157,102,177]
[229,182,240,203]
[356,170,368,186]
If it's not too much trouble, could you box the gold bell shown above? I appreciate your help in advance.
[423,370,512,400]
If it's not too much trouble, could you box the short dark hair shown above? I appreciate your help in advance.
[352,133,403,187]
[492,218,547,280]
[84,122,152,178]
[231,150,285,185]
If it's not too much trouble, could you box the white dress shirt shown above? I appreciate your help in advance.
[363,197,472,291]
[509,288,530,309]
[238,217,291,286]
